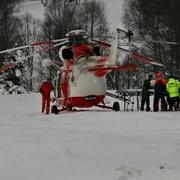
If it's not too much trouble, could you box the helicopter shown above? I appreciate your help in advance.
[0,28,164,112]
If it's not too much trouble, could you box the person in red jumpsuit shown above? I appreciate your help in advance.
[39,79,54,114]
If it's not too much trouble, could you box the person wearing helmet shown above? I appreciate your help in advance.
[39,78,54,114]
[153,71,168,111]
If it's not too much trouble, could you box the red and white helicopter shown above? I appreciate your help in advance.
[52,28,164,113]
[0,28,163,112]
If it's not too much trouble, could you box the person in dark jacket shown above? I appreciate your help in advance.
[153,71,168,111]
[140,74,153,111]
[39,79,54,114]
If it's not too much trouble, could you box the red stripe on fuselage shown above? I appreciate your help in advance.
[57,95,105,108]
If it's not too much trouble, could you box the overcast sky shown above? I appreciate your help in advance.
[95,0,125,30]
[21,0,125,30]
[98,0,125,29]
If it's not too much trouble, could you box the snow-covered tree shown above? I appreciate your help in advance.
[0,0,22,65]
[123,0,180,76]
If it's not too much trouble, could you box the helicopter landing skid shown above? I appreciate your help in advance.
[95,102,120,111]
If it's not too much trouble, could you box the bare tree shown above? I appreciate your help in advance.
[41,0,80,68]
[20,14,43,91]
[41,0,48,7]
[42,0,79,40]
[42,0,109,39]
[21,14,42,44]
[77,0,109,38]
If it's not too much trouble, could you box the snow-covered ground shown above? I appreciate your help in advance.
[0,93,180,180]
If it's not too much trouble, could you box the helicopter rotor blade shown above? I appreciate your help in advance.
[152,40,178,45]
[0,37,68,55]
[132,52,164,67]
[53,40,69,48]
[91,39,111,47]
[132,37,178,46]
[0,45,30,55]
[52,38,68,43]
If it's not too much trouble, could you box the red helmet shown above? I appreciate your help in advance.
[155,71,162,78]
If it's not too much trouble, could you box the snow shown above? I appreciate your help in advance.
[0,93,180,180]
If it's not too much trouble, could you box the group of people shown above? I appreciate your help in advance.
[141,71,180,112]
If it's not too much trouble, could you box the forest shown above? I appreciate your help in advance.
[0,0,180,93]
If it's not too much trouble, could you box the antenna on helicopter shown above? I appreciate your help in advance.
[127,30,133,43]
[116,28,133,42]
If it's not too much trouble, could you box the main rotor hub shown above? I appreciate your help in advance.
[66,30,88,44]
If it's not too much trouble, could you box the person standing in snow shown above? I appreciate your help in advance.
[153,71,168,111]
[166,76,180,111]
[140,74,153,111]
[39,78,54,114]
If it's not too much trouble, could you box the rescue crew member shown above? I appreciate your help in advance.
[140,74,153,111]
[153,71,168,111]
[166,76,180,111]
[39,78,54,114]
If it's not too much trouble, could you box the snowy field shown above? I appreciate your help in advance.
[0,93,180,180]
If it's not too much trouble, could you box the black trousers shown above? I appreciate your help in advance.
[168,96,179,111]
[153,95,167,111]
[141,94,150,111]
